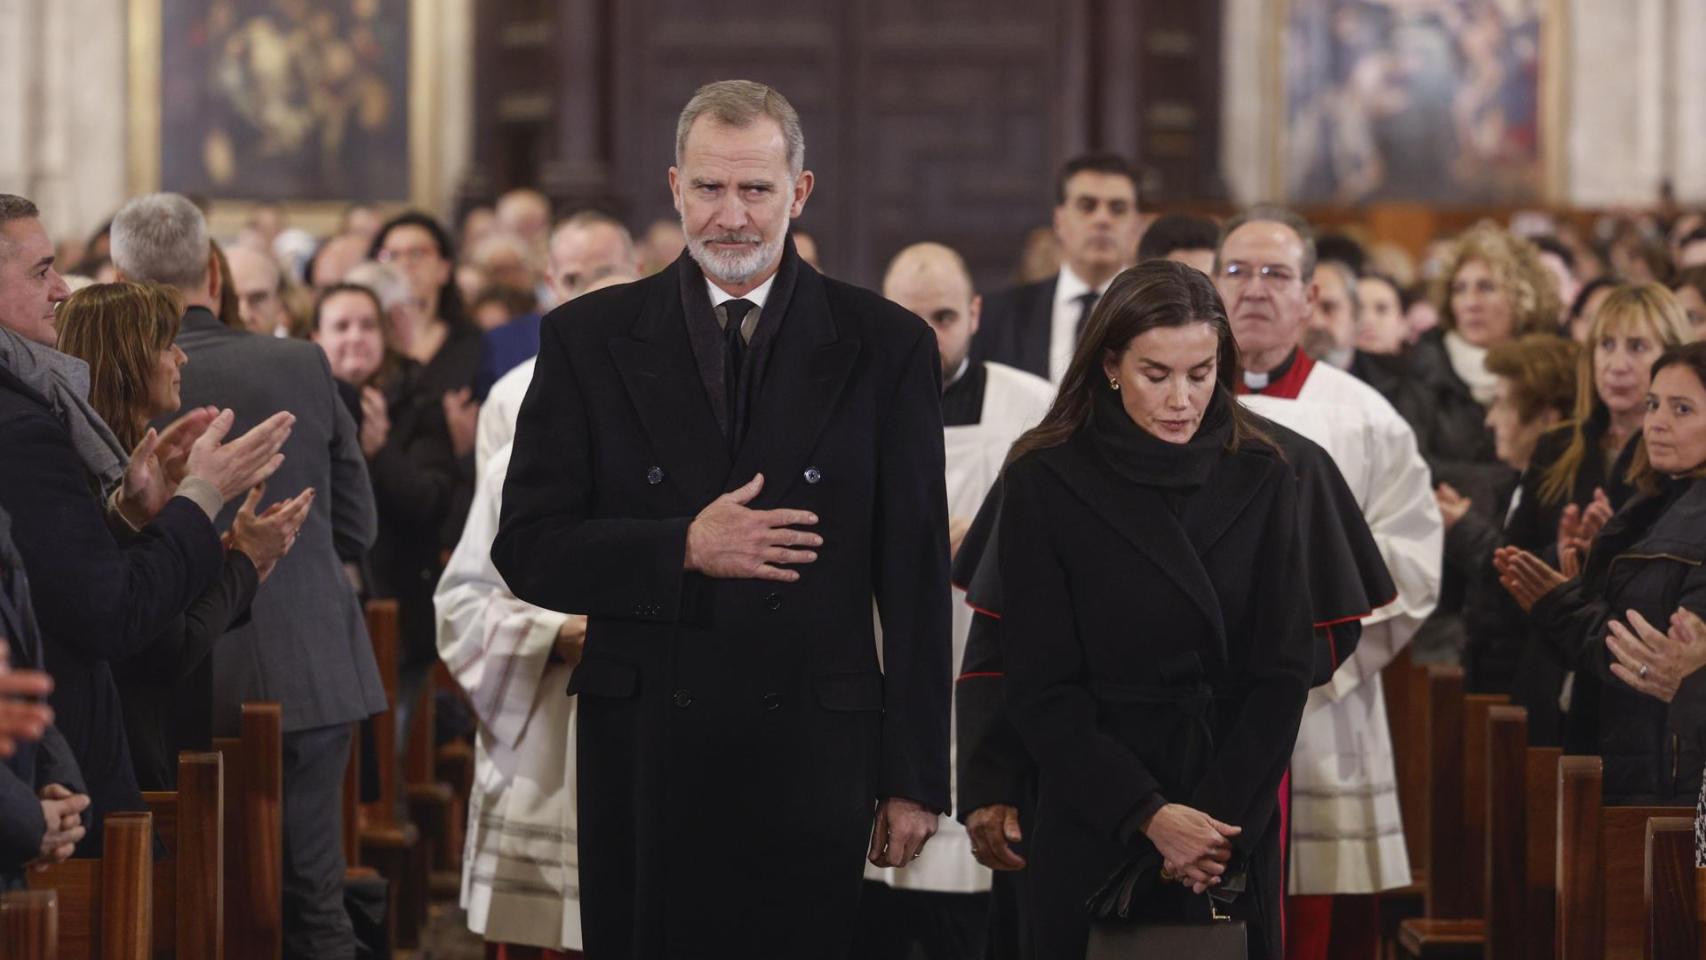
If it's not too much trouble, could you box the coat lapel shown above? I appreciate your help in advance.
[728,266,860,499]
[1022,279,1056,379]
[1182,449,1272,558]
[1040,436,1229,657]
[607,268,732,506]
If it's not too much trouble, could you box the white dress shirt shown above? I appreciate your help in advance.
[706,273,776,343]
[1047,266,1110,384]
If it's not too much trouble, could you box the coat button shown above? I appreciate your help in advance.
[763,592,782,611]
[673,689,694,708]
[803,467,822,484]
[646,466,665,485]
[762,692,783,712]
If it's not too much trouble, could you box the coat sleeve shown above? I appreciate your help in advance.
[998,462,1163,838]
[177,552,259,684]
[870,328,953,810]
[323,351,379,562]
[436,447,568,750]
[493,314,695,621]
[0,760,44,872]
[1185,470,1314,856]
[0,412,223,664]
[1315,413,1442,704]
[954,611,1033,820]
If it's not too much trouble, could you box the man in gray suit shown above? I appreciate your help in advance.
[111,194,387,959]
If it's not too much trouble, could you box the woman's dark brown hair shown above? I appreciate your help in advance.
[1007,259,1270,464]
[56,281,184,450]
[1627,341,1706,493]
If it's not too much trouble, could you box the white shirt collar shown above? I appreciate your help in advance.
[706,273,777,312]
[1054,264,1107,308]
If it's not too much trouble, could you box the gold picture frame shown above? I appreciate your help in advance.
[127,0,444,229]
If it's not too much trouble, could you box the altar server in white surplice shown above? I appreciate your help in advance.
[435,268,635,955]
[1215,207,1442,959]
[853,243,1053,959]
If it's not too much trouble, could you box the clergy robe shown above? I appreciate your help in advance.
[865,360,1052,900]
[1239,350,1443,896]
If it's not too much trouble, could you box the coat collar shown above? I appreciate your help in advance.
[1033,430,1277,662]
[608,253,859,507]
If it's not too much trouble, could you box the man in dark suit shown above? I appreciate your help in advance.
[975,153,1142,382]
[111,193,387,960]
[493,79,952,959]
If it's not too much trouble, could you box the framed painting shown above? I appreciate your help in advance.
[1278,0,1566,205]
[128,0,443,211]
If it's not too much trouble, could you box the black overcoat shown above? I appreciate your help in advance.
[996,431,1313,960]
[492,251,952,959]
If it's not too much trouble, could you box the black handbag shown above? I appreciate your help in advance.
[1083,851,1249,959]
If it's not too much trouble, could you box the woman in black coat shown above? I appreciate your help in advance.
[1499,342,1706,804]
[56,282,311,790]
[997,261,1314,959]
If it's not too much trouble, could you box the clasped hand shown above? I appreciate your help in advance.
[1145,803,1241,895]
[684,474,821,581]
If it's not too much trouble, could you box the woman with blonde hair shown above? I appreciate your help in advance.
[56,281,312,790]
[1399,222,1564,508]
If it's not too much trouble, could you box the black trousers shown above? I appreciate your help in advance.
[851,881,990,960]
[282,722,355,960]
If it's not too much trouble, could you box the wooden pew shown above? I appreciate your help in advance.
[1555,755,1691,960]
[1645,817,1697,960]
[212,702,283,960]
[1521,744,1563,960]
[1396,698,1519,958]
[359,598,425,948]
[0,889,58,960]
[1379,647,1431,947]
[140,750,224,959]
[1696,866,1706,960]
[27,810,154,960]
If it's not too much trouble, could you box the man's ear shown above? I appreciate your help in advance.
[205,249,222,303]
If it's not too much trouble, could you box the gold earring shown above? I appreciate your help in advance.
[1108,377,1120,391]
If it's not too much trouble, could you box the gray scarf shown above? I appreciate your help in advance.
[0,325,128,496]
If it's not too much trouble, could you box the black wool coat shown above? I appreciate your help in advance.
[492,251,952,960]
[1533,477,1706,804]
[996,430,1314,960]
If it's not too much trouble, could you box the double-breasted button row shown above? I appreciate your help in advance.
[646,466,664,485]
[673,689,693,708]
[803,466,822,484]
[670,689,785,712]
[632,601,662,617]
[763,592,783,611]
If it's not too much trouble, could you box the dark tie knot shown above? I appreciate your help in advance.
[722,298,757,340]
[1073,290,1101,343]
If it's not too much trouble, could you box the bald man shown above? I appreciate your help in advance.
[225,245,289,337]
[309,234,370,292]
[477,212,642,398]
[853,243,1052,960]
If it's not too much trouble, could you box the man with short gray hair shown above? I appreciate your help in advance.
[112,192,386,959]
[494,79,952,958]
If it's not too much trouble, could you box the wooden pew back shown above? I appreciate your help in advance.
[1645,817,1696,960]
[1483,705,1528,959]
[140,751,224,960]
[212,702,282,960]
[1555,755,1691,960]
[0,889,58,960]
[1522,745,1562,960]
[27,811,153,960]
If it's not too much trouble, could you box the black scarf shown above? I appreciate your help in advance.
[1087,383,1232,490]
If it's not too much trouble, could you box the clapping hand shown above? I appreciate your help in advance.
[1557,488,1613,571]
[227,485,315,582]
[1493,546,1569,613]
[1435,483,1472,531]
[1606,608,1706,703]
[358,387,390,458]
[684,474,821,582]
[442,388,479,459]
[117,406,220,525]
[184,409,294,503]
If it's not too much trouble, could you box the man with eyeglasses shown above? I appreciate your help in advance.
[1216,206,1443,959]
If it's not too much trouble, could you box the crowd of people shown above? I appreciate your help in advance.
[2,76,1706,960]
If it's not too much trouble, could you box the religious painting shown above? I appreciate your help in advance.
[130,0,420,203]
[1282,0,1561,205]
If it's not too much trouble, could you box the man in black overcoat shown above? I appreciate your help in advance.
[492,79,953,959]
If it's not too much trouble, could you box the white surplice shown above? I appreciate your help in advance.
[865,361,1054,894]
[1241,359,1443,895]
[437,357,583,949]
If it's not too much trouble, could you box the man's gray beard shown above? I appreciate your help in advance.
[685,219,788,287]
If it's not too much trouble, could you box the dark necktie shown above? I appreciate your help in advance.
[721,298,757,452]
[1074,290,1100,344]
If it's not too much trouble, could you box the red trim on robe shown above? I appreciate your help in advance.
[1278,767,1290,952]
[955,671,1004,682]
[965,601,1003,620]
[1236,350,1317,400]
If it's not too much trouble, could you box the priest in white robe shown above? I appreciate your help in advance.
[1216,207,1442,959]
[854,243,1053,958]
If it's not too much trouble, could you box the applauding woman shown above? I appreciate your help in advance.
[57,282,312,789]
[1498,341,1706,804]
[996,260,1314,958]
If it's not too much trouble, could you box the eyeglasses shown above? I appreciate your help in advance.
[378,246,439,265]
[1219,262,1300,288]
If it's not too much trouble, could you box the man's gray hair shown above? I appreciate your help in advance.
[110,192,211,290]
[1214,204,1319,281]
[675,80,805,178]
[0,195,40,258]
